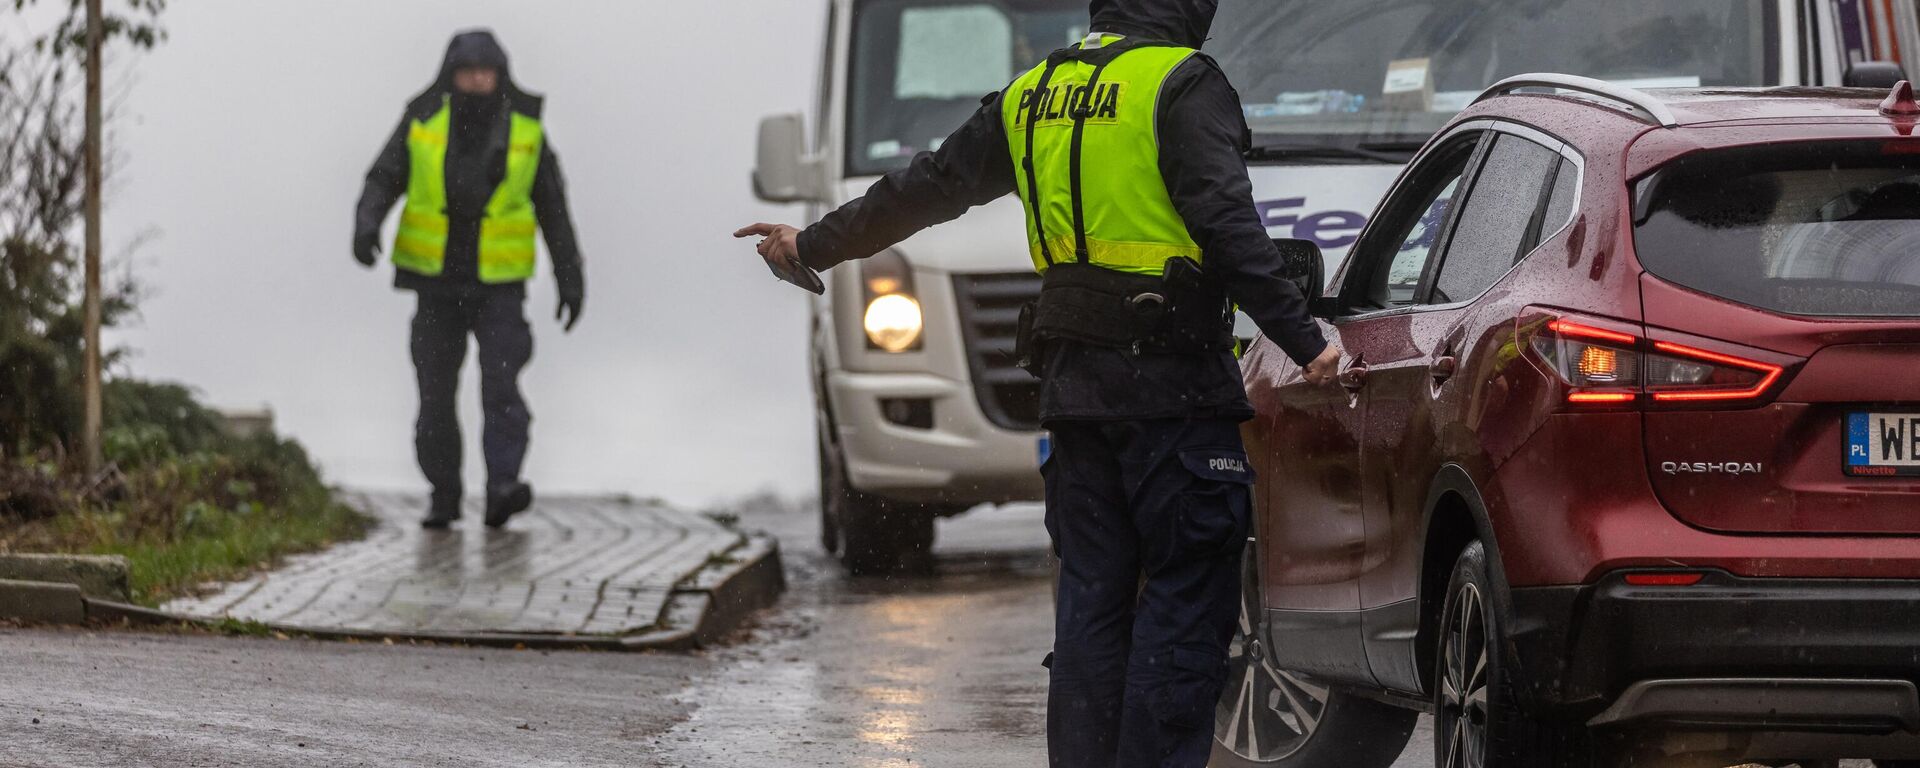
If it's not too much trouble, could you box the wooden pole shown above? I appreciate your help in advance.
[82,0,104,474]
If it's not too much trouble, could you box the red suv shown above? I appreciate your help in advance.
[1214,75,1920,768]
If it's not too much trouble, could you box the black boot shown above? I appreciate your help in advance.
[421,489,462,530]
[484,480,532,529]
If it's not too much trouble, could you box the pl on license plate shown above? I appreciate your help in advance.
[1846,412,1920,477]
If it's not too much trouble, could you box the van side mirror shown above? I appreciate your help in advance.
[1847,61,1909,89]
[753,113,825,203]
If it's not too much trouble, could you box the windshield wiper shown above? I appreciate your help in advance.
[1244,142,1419,165]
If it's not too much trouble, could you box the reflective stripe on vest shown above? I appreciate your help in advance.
[1002,37,1200,276]
[393,98,544,284]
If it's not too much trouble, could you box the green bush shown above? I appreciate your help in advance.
[1,379,371,605]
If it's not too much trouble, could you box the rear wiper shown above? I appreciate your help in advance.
[1244,142,1417,164]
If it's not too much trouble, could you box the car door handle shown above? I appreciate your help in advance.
[1340,364,1370,392]
[1430,355,1458,384]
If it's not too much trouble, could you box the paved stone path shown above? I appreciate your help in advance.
[164,493,743,637]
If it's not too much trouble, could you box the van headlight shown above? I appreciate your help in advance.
[861,249,922,352]
[864,294,923,353]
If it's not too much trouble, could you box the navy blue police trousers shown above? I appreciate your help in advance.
[1044,418,1252,768]
[410,289,533,509]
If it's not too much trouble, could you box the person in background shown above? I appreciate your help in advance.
[353,29,585,530]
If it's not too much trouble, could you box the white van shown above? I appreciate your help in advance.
[753,0,1917,574]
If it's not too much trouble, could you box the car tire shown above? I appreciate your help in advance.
[1214,540,1418,767]
[1436,540,1603,768]
[816,427,935,575]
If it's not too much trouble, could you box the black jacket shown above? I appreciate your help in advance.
[797,0,1328,423]
[355,31,584,301]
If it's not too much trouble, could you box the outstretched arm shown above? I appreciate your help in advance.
[738,91,1019,274]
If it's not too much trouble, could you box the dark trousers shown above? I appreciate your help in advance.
[410,290,533,507]
[1044,418,1252,768]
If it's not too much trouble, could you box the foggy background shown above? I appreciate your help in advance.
[99,1,830,506]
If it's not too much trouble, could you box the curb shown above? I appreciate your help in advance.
[88,532,786,652]
[0,579,88,625]
[621,532,787,650]
[0,554,130,602]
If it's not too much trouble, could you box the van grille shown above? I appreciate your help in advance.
[952,273,1042,432]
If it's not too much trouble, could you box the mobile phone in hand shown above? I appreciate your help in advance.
[769,253,825,295]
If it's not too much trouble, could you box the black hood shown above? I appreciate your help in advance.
[1089,0,1218,49]
[412,29,542,117]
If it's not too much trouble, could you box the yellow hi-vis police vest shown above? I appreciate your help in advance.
[1003,35,1201,276]
[393,97,544,284]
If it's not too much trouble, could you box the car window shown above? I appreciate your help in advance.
[1350,135,1480,310]
[1383,173,1465,305]
[1538,158,1579,248]
[1430,134,1558,304]
[1634,140,1920,317]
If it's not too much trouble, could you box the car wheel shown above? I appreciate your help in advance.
[1214,540,1417,767]
[816,427,934,575]
[1437,540,1598,768]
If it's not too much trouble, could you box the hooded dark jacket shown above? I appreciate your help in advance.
[355,30,584,301]
[796,0,1327,423]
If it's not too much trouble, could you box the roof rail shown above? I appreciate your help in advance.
[1475,73,1680,128]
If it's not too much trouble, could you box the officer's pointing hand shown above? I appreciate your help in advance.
[733,223,802,272]
[1301,344,1341,387]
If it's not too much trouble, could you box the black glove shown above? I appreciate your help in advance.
[353,231,381,268]
[556,277,584,332]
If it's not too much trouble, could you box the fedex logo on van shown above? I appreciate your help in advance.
[1256,197,1369,249]
[1248,164,1403,252]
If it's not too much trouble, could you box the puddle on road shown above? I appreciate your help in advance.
[654,505,1054,767]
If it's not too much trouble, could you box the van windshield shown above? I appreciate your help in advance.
[848,0,1085,177]
[1211,0,1778,158]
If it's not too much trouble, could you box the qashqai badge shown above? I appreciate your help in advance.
[1661,461,1764,476]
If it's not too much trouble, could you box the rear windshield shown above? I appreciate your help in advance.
[1633,141,1920,317]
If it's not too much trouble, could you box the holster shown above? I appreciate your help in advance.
[1016,259,1234,375]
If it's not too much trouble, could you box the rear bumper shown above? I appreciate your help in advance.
[1509,571,1920,730]
[1589,678,1920,733]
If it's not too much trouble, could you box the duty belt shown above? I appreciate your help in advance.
[1015,260,1236,374]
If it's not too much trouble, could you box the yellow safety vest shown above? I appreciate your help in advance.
[1002,36,1202,276]
[393,97,544,283]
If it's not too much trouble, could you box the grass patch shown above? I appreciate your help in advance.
[210,616,275,637]
[47,494,369,605]
[1,381,372,605]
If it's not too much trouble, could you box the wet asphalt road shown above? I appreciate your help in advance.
[0,624,705,767]
[654,502,1058,766]
[658,501,1440,767]
[0,500,1457,767]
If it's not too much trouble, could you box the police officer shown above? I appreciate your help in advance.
[354,30,586,530]
[736,0,1338,764]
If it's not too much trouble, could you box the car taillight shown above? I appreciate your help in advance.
[1528,315,1789,408]
[1644,341,1784,402]
[1532,320,1642,404]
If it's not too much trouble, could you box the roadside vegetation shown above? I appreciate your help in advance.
[0,1,370,604]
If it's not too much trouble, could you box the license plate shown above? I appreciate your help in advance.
[1038,435,1053,467]
[1846,412,1920,476]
